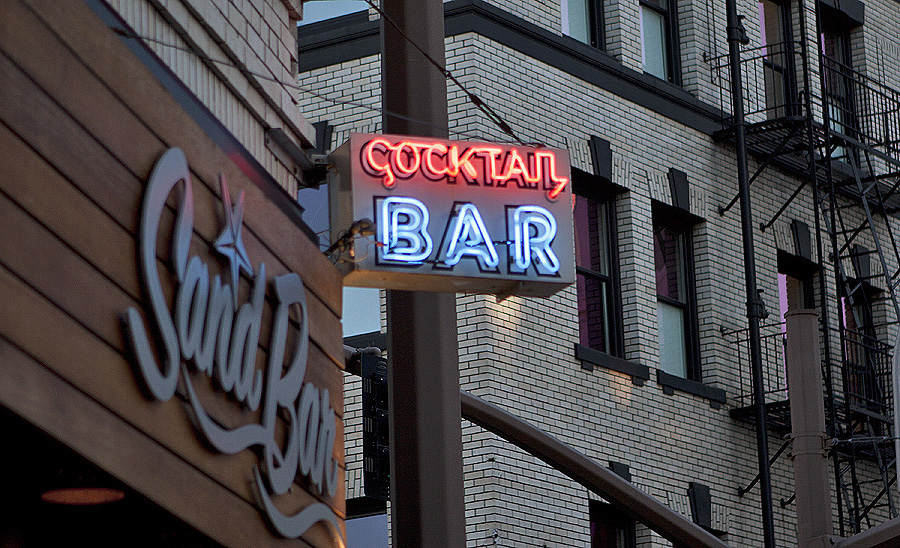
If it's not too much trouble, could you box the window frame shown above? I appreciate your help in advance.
[839,280,887,417]
[820,23,856,152]
[639,0,680,84]
[759,0,799,118]
[574,178,624,360]
[653,204,700,381]
[563,0,606,49]
[777,251,817,321]
[590,500,636,548]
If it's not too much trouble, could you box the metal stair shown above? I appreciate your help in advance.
[712,0,900,535]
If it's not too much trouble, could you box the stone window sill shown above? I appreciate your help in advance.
[575,344,650,386]
[656,370,726,409]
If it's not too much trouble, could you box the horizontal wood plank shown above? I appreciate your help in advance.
[0,261,344,547]
[0,118,343,395]
[0,185,343,418]
[14,0,344,319]
[0,49,344,368]
[0,3,350,545]
[0,337,336,548]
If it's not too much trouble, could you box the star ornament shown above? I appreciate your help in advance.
[214,174,255,306]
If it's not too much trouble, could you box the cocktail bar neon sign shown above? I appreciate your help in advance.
[330,134,575,296]
[360,137,569,199]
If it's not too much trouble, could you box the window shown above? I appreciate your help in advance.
[777,270,814,324]
[777,256,816,396]
[590,501,635,548]
[654,213,697,379]
[777,250,816,325]
[758,0,796,118]
[639,0,676,82]
[562,0,604,49]
[575,193,621,357]
[821,23,854,157]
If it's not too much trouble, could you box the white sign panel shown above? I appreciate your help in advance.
[329,133,575,297]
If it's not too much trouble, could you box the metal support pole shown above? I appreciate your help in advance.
[381,1,467,547]
[786,310,833,548]
[724,1,777,546]
[892,329,900,508]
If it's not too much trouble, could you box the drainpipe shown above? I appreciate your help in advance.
[724,0,777,546]
[892,329,900,506]
[786,309,833,548]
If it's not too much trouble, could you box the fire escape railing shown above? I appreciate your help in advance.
[840,327,894,421]
[710,9,900,534]
[724,322,894,432]
[722,322,789,409]
[821,55,900,161]
[710,43,900,165]
[709,41,807,125]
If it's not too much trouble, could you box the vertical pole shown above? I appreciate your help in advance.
[724,1,777,547]
[786,310,832,548]
[380,2,467,548]
[798,0,847,532]
[892,329,900,508]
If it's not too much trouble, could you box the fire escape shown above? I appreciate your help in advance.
[712,0,900,535]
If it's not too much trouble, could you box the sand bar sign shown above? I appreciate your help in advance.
[124,149,344,545]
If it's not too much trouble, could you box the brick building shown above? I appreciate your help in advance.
[296,0,900,546]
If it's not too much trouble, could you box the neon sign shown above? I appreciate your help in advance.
[373,198,560,276]
[361,137,569,200]
[330,133,575,297]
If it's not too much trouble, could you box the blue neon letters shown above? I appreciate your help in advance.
[508,205,560,275]
[437,202,500,270]
[376,196,434,263]
[376,197,560,275]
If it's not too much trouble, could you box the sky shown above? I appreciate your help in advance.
[298,1,368,26]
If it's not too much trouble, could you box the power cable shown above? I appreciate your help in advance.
[362,0,538,146]
[113,28,528,146]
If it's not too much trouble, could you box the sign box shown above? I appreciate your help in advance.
[329,133,575,297]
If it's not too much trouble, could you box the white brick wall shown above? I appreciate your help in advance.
[109,0,314,195]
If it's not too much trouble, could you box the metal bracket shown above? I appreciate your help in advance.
[265,128,329,187]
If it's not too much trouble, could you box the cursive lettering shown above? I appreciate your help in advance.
[124,148,343,546]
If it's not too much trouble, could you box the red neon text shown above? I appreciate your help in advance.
[360,138,569,200]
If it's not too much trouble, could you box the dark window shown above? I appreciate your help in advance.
[821,23,854,156]
[777,254,815,323]
[564,0,605,49]
[640,0,677,83]
[590,501,635,548]
[841,285,886,415]
[777,255,816,396]
[654,212,697,379]
[575,193,622,357]
[758,0,797,118]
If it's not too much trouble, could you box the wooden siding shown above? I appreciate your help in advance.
[0,1,345,547]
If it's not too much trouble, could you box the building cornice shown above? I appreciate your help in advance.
[298,0,725,135]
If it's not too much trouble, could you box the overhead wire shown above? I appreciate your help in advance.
[114,16,552,264]
[114,14,535,148]
[362,0,534,146]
